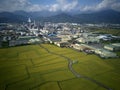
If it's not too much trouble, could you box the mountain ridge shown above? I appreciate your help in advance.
[0,10,120,24]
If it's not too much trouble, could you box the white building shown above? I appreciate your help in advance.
[104,45,114,51]
[104,43,120,51]
[71,44,82,50]
[57,35,72,42]
[95,49,117,58]
[54,42,70,47]
[76,37,100,44]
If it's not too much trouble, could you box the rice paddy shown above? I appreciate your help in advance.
[0,44,120,90]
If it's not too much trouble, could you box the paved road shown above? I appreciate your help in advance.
[39,45,112,90]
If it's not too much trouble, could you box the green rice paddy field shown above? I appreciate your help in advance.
[0,44,120,90]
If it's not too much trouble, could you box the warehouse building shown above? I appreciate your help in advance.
[76,37,100,44]
[95,49,117,58]
[55,42,70,47]
[104,43,120,51]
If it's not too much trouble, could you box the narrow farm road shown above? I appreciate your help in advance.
[39,44,112,90]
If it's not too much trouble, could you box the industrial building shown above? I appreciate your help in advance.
[104,43,120,51]
[76,37,100,44]
[95,49,117,58]
[54,42,70,47]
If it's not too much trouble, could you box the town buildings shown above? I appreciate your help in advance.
[0,21,120,59]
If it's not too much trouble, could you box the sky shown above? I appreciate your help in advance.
[0,0,120,12]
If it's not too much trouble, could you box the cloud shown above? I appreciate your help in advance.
[0,0,46,12]
[0,0,78,12]
[49,4,59,12]
[62,0,78,11]
[81,0,120,12]
[111,2,120,12]
[49,0,78,12]
[0,0,120,12]
[0,0,30,12]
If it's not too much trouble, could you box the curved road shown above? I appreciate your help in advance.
[39,44,112,90]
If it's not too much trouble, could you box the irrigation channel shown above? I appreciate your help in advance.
[39,44,112,90]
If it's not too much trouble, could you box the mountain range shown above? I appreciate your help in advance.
[0,10,120,24]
